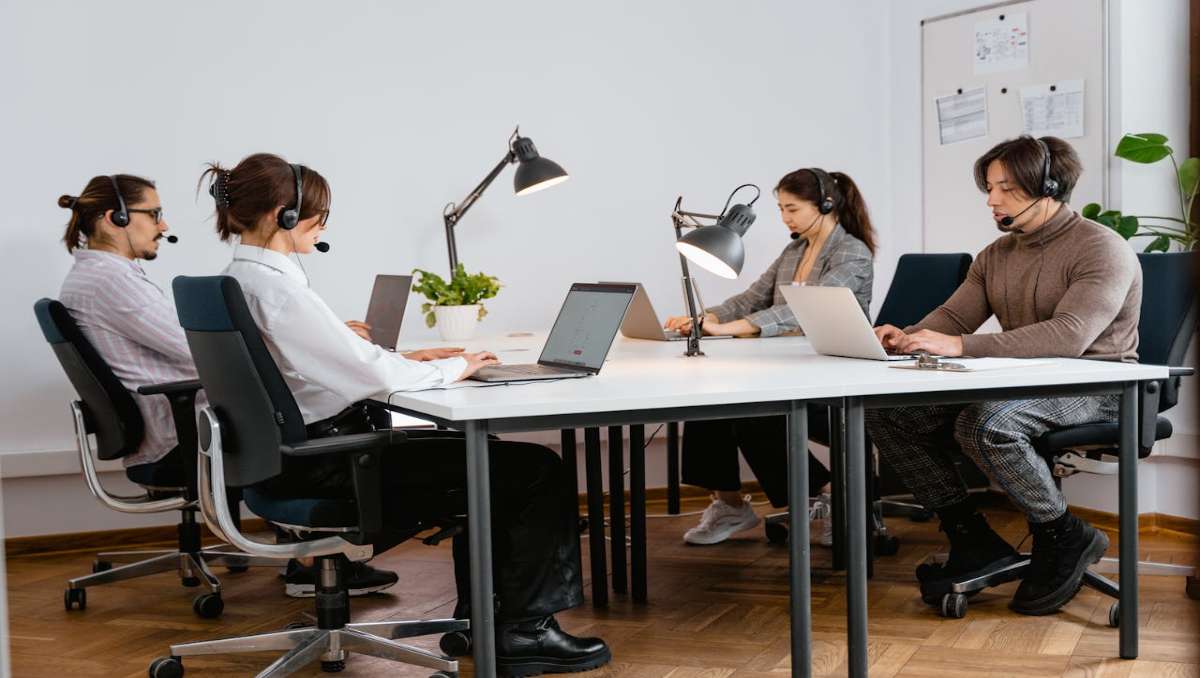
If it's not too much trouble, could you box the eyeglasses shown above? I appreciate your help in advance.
[128,207,164,224]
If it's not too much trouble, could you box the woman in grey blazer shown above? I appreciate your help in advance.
[666,168,877,545]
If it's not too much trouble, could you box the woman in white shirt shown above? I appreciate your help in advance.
[200,153,610,675]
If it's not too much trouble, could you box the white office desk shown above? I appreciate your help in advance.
[382,334,1166,678]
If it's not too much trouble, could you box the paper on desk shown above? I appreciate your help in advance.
[890,358,1052,372]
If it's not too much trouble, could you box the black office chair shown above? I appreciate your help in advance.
[927,251,1198,622]
[762,253,974,553]
[149,276,462,678]
[33,298,283,618]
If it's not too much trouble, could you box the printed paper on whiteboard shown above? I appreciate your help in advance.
[974,12,1029,74]
[936,87,987,145]
[1020,80,1084,139]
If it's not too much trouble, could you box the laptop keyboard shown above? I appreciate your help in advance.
[477,364,576,377]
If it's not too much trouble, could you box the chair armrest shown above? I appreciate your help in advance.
[1169,366,1194,377]
[136,379,203,396]
[280,430,408,457]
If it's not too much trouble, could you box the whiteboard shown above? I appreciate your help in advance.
[921,0,1108,255]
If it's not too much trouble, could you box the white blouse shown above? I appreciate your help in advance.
[223,245,466,424]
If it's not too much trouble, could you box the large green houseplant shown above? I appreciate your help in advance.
[1084,132,1199,252]
[411,264,501,341]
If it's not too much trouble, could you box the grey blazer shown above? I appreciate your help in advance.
[707,224,873,337]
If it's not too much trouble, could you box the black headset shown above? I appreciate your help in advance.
[806,167,838,215]
[108,175,130,227]
[1035,137,1060,198]
[277,163,303,230]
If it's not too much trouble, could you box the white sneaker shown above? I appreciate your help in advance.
[683,497,761,545]
[809,493,834,546]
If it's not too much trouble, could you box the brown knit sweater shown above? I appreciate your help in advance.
[908,205,1142,362]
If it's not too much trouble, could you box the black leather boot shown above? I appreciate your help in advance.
[916,507,1021,605]
[495,616,611,676]
[1010,511,1108,616]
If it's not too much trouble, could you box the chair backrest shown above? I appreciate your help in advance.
[1136,252,1198,412]
[33,298,144,460]
[874,253,972,328]
[173,275,307,487]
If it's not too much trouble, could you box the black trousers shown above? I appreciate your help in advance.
[261,407,583,623]
[681,405,833,508]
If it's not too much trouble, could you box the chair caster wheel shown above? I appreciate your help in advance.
[909,508,933,523]
[439,630,472,657]
[148,656,184,678]
[940,593,967,619]
[181,576,201,588]
[577,517,589,534]
[321,659,346,672]
[92,560,112,573]
[65,587,87,611]
[1108,602,1120,628]
[192,592,224,618]
[874,534,900,556]
[1186,575,1200,600]
[226,565,249,574]
[765,521,789,544]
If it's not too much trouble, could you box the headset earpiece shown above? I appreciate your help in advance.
[1036,138,1060,198]
[806,168,837,215]
[277,163,303,230]
[108,175,130,227]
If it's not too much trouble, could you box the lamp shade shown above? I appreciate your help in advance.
[511,135,569,195]
[676,225,745,279]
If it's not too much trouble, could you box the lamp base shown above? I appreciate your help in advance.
[681,349,706,358]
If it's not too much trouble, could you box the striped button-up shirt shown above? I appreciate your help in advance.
[707,224,874,337]
[59,250,200,467]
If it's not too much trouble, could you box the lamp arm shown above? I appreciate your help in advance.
[675,218,706,357]
[443,150,517,272]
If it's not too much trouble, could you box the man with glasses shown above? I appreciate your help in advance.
[57,174,397,598]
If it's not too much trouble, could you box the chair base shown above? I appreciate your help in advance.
[157,618,465,677]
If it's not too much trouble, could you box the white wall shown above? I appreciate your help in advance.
[888,0,1198,519]
[0,1,891,535]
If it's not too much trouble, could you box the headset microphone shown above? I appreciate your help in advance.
[314,242,330,253]
[790,232,801,240]
[164,235,178,243]
[999,199,1040,228]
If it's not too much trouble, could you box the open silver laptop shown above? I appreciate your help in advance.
[364,274,413,351]
[470,283,637,382]
[601,281,731,342]
[779,284,915,361]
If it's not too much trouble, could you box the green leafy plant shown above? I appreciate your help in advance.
[1084,132,1199,252]
[411,264,501,327]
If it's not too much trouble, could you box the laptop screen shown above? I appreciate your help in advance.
[363,274,412,350]
[539,283,637,371]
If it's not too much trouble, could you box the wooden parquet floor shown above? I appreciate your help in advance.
[6,497,1200,677]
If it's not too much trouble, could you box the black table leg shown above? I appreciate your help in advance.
[844,398,868,678]
[830,406,847,571]
[1119,382,1139,658]
[787,401,813,678]
[584,427,608,608]
[465,420,496,678]
[608,426,627,594]
[667,422,681,515]
[629,424,647,604]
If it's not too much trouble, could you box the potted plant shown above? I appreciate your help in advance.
[411,264,501,341]
[1083,132,1198,251]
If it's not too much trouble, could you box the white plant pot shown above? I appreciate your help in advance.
[434,304,482,341]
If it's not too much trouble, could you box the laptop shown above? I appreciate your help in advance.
[601,281,731,342]
[470,282,637,382]
[364,274,413,351]
[779,284,916,361]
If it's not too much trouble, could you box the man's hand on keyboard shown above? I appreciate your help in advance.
[459,351,501,380]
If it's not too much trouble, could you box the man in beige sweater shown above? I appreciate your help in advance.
[869,136,1141,616]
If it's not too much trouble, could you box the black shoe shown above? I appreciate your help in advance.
[496,616,611,676]
[283,560,399,598]
[1010,512,1108,616]
[916,511,1021,605]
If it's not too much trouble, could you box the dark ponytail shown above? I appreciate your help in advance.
[199,153,331,243]
[827,172,876,255]
[58,174,155,253]
[775,168,876,255]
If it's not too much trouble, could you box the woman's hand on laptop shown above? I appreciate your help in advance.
[874,324,906,351]
[403,347,465,361]
[345,320,372,341]
[664,312,719,335]
[458,351,501,380]
[892,329,964,357]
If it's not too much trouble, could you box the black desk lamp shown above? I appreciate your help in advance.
[671,184,759,357]
[442,126,568,273]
